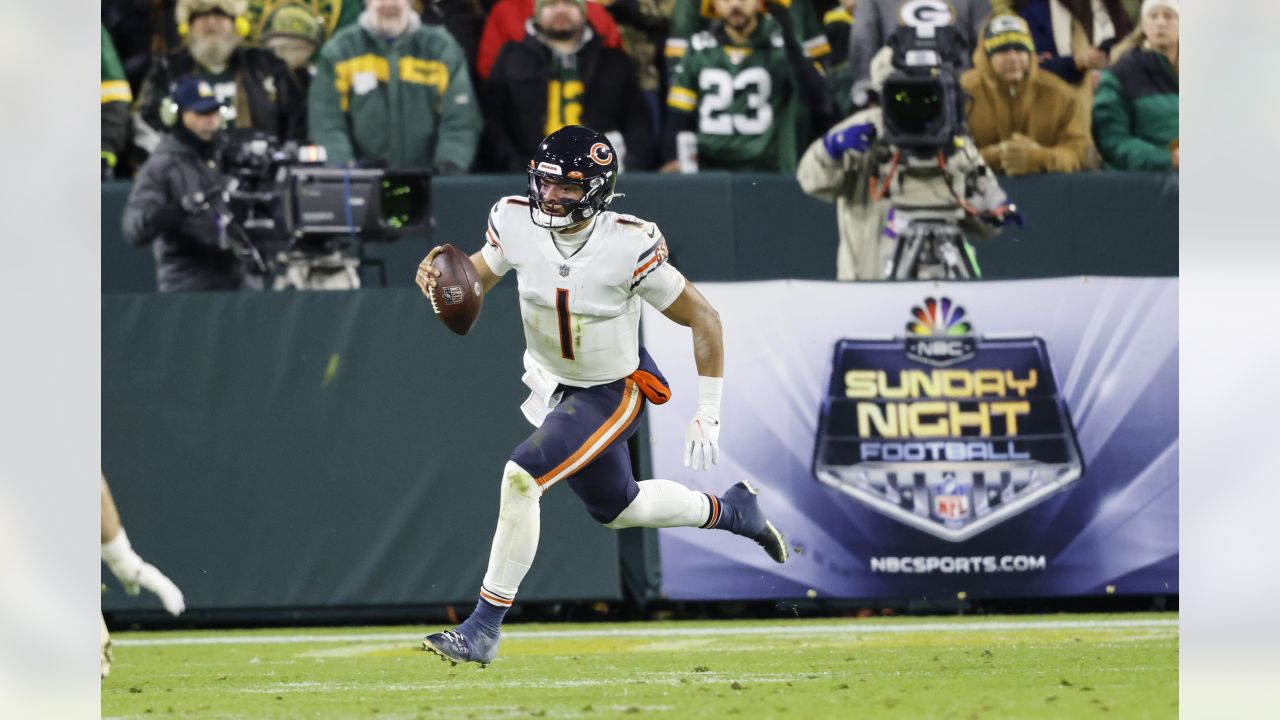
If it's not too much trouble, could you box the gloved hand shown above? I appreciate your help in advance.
[999,134,1044,176]
[180,189,211,214]
[102,530,186,616]
[823,122,877,159]
[683,408,720,471]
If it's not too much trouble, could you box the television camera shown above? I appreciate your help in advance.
[871,15,1022,279]
[211,130,433,290]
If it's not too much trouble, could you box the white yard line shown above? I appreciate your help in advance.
[115,618,1177,647]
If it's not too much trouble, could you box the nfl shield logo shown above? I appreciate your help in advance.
[932,473,972,522]
[559,264,571,277]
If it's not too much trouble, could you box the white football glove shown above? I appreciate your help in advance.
[683,409,721,471]
[103,530,186,616]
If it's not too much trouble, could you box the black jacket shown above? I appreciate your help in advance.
[482,33,653,171]
[122,132,243,292]
[137,46,304,146]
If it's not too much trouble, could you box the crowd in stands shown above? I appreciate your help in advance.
[101,0,1178,179]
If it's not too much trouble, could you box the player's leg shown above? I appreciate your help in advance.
[559,417,788,562]
[590,461,789,563]
[424,380,644,666]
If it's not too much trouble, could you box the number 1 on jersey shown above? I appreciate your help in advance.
[555,288,575,360]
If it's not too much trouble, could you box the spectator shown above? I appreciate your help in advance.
[1007,0,1099,86]
[309,0,482,172]
[482,0,654,171]
[477,0,624,81]
[134,0,304,155]
[102,0,182,95]
[259,1,327,109]
[961,14,1087,175]
[666,0,830,69]
[102,24,133,180]
[1092,0,1177,170]
[244,0,363,41]
[597,0,673,133]
[123,76,251,292]
[423,0,489,81]
[822,0,857,118]
[848,0,990,100]
[795,46,893,280]
[1060,0,1134,58]
[662,0,830,173]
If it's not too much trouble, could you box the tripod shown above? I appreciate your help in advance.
[887,217,980,280]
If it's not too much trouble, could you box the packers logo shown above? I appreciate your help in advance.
[588,142,613,166]
[898,0,955,37]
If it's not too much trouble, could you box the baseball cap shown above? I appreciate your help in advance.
[172,75,223,114]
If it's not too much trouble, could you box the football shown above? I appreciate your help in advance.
[428,244,484,335]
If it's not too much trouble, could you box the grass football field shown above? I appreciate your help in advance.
[103,613,1177,719]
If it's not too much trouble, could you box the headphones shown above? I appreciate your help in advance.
[178,13,252,39]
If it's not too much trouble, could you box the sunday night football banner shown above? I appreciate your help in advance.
[641,278,1178,601]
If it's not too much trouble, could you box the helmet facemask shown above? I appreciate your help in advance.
[527,169,615,230]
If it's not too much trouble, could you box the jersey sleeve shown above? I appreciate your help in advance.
[630,224,686,310]
[479,200,514,276]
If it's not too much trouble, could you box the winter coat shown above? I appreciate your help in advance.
[796,108,892,280]
[1092,44,1178,170]
[101,24,132,174]
[309,22,481,171]
[136,45,304,147]
[122,133,244,292]
[476,0,623,81]
[482,32,653,172]
[961,41,1088,173]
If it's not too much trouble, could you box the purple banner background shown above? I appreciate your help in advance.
[641,278,1178,601]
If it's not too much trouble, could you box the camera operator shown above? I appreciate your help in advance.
[798,23,1017,280]
[123,76,251,292]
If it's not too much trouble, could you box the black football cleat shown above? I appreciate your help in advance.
[422,626,501,668]
[720,481,788,564]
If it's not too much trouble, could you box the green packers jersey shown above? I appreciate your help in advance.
[667,20,800,172]
[666,0,831,66]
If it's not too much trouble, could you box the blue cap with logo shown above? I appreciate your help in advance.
[172,75,223,114]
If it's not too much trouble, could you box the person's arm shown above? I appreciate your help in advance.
[101,25,132,177]
[661,281,724,471]
[1091,69,1173,170]
[307,44,355,165]
[767,4,833,127]
[101,474,185,616]
[660,59,698,168]
[121,161,187,247]
[846,0,881,83]
[479,45,523,172]
[431,36,483,173]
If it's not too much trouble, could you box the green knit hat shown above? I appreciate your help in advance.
[983,15,1036,55]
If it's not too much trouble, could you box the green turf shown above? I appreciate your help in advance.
[102,613,1177,719]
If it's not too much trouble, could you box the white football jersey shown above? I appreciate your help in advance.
[479,195,686,388]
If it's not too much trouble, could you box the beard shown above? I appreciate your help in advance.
[189,29,239,71]
[540,23,583,42]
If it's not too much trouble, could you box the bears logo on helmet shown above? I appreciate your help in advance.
[527,126,620,230]
[589,142,613,166]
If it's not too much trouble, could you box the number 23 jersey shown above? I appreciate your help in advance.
[479,196,686,388]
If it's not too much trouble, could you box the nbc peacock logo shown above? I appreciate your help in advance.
[904,296,976,367]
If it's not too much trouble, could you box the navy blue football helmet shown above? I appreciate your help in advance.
[527,125,619,229]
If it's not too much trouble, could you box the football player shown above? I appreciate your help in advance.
[414,125,788,667]
[101,473,185,677]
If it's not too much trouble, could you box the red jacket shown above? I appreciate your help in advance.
[477,0,622,81]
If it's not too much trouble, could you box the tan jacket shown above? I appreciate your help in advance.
[796,109,892,281]
[961,43,1088,174]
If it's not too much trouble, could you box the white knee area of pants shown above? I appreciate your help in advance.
[605,479,710,529]
[483,461,542,598]
[500,460,543,505]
